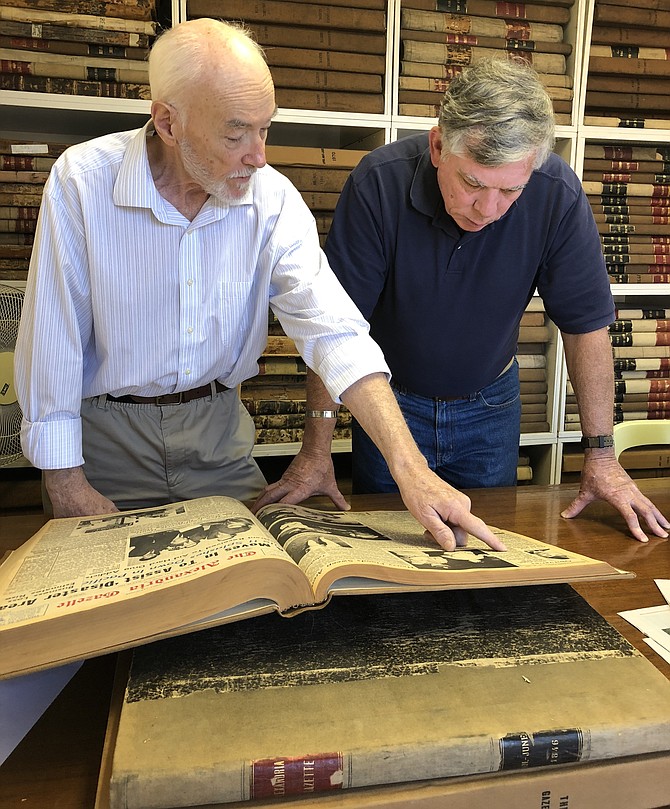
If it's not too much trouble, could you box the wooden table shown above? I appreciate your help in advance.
[1,479,669,809]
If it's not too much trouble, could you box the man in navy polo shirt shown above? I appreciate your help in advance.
[254,58,668,543]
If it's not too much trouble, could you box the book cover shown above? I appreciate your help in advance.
[104,584,670,808]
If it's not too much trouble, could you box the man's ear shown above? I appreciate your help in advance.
[428,126,443,168]
[151,101,178,145]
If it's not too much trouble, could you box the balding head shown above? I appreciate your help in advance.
[149,18,272,119]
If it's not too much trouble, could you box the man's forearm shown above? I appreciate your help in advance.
[303,368,340,457]
[562,328,615,439]
[340,373,428,482]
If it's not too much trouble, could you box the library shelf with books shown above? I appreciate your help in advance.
[391,0,587,131]
[5,0,670,488]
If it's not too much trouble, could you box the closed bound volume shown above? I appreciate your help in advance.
[103,584,670,808]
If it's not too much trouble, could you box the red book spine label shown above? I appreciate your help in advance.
[250,753,345,799]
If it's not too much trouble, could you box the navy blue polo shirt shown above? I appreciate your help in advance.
[324,133,615,398]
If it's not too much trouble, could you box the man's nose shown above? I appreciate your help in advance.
[244,135,267,169]
[473,188,498,218]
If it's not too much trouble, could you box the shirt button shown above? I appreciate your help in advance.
[187,327,193,334]
[185,369,191,375]
[187,279,194,286]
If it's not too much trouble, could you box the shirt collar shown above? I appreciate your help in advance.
[408,146,451,228]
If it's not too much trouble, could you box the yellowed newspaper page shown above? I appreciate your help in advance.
[0,496,313,678]
[256,505,633,604]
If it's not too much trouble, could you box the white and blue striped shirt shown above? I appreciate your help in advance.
[15,124,388,470]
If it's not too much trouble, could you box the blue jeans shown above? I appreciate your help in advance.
[352,360,521,493]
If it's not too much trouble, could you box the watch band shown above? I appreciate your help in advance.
[580,434,614,449]
[305,410,338,418]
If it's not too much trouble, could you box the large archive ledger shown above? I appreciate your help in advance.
[100,584,670,809]
[0,497,631,678]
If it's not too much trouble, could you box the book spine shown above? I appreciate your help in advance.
[186,1,386,32]
[400,8,565,43]
[0,154,55,170]
[586,92,670,114]
[585,158,670,172]
[615,308,670,319]
[588,56,670,78]
[400,27,572,55]
[587,75,670,96]
[402,40,566,74]
[275,166,353,192]
[591,24,670,50]
[400,59,572,87]
[274,88,384,114]
[584,144,659,161]
[6,0,155,22]
[0,46,150,70]
[269,67,382,92]
[266,47,386,75]
[265,145,367,169]
[0,34,147,59]
[246,22,386,55]
[0,6,157,35]
[584,115,670,130]
[590,45,670,62]
[0,58,149,84]
[609,333,670,347]
[0,72,150,98]
[401,0,570,25]
[593,5,670,29]
[583,181,670,197]
[0,19,150,47]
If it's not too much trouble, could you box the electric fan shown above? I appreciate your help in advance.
[0,283,25,467]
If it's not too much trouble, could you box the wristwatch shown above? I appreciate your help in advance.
[580,434,614,449]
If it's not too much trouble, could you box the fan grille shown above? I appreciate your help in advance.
[0,283,22,351]
[0,282,25,467]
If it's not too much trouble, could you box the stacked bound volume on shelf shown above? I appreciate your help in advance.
[397,0,575,123]
[241,310,352,447]
[186,0,388,115]
[0,136,67,281]
[241,143,364,447]
[582,141,670,286]
[267,144,368,248]
[0,0,160,100]
[518,299,551,434]
[585,0,670,129]
[564,304,670,433]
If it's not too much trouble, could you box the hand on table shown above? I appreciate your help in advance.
[561,454,670,543]
[251,448,350,513]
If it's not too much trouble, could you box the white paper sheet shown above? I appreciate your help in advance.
[618,603,670,655]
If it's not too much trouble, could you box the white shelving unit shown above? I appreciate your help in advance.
[2,0,668,483]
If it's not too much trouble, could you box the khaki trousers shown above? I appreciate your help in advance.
[44,387,266,513]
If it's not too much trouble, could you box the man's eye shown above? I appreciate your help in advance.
[226,136,242,145]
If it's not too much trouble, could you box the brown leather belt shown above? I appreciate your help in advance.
[106,380,229,406]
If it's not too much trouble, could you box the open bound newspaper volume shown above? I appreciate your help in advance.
[0,496,633,679]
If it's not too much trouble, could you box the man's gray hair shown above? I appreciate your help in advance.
[438,57,556,169]
[148,18,265,118]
